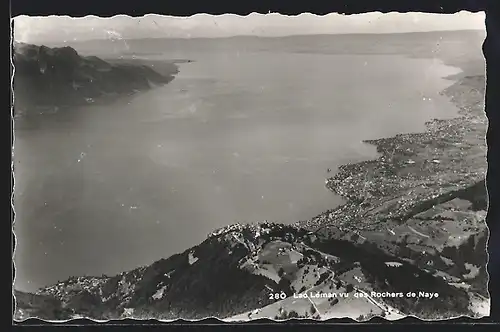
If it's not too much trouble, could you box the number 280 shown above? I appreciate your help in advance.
[269,292,287,300]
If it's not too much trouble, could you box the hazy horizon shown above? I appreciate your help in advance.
[13,11,485,44]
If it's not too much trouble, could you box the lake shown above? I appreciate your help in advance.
[13,40,461,291]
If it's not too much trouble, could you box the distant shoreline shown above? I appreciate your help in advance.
[28,29,484,45]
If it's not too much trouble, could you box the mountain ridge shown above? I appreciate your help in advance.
[12,43,178,116]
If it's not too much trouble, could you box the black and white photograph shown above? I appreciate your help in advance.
[12,11,490,321]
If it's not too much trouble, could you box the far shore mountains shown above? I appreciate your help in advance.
[12,43,180,115]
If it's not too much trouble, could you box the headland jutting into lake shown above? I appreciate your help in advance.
[303,71,486,229]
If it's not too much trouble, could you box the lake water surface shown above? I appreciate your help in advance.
[14,46,461,291]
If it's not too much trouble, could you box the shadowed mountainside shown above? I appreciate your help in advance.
[12,43,179,115]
